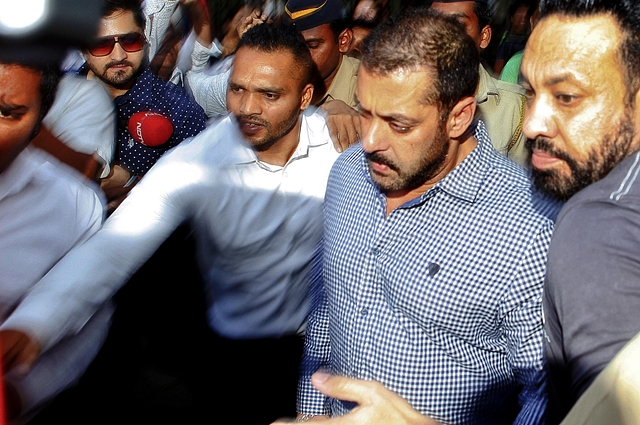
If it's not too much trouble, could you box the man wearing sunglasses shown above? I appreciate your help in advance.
[84,0,206,213]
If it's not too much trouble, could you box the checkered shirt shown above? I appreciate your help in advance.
[298,121,554,425]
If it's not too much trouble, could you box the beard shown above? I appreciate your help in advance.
[236,108,300,152]
[527,110,637,201]
[93,59,144,90]
[366,123,450,194]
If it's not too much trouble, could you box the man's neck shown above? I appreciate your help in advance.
[314,55,344,105]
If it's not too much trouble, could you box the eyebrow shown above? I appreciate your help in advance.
[256,86,285,94]
[519,73,575,88]
[0,102,28,112]
[228,81,285,94]
[546,75,573,86]
[381,113,420,124]
[446,12,470,20]
[355,101,419,124]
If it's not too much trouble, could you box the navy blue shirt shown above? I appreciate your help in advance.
[115,67,207,175]
[543,150,640,424]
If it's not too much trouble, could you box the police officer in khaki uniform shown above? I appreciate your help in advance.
[431,0,529,167]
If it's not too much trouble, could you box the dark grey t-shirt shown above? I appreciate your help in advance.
[543,151,640,424]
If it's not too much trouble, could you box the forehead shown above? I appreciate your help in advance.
[431,2,477,21]
[230,47,303,87]
[521,14,623,87]
[97,9,142,37]
[0,64,41,107]
[357,66,435,114]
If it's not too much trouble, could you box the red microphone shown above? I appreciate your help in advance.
[127,111,174,147]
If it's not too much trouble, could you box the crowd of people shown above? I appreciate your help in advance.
[1,0,640,424]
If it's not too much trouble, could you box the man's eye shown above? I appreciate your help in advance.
[0,109,18,119]
[556,94,577,105]
[391,123,410,133]
[306,43,320,49]
[264,93,279,100]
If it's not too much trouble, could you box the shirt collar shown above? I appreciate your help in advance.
[434,120,493,203]
[475,65,500,104]
[115,67,154,106]
[319,56,359,105]
[0,149,40,202]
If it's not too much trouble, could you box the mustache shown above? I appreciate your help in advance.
[365,151,399,172]
[526,137,573,163]
[237,114,269,127]
[105,60,135,70]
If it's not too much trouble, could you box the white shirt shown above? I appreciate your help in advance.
[3,109,340,350]
[143,0,180,60]
[185,40,232,118]
[0,149,109,418]
[42,74,116,178]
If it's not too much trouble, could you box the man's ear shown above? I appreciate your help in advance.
[447,96,476,139]
[338,28,353,54]
[479,24,492,50]
[632,89,640,141]
[300,83,315,110]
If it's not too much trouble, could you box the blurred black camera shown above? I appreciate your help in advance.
[0,0,101,63]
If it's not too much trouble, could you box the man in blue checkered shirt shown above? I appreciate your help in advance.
[294,8,555,425]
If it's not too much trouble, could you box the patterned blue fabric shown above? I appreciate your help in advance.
[298,122,554,425]
[115,67,207,175]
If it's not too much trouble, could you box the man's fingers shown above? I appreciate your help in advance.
[327,118,360,152]
[311,372,376,405]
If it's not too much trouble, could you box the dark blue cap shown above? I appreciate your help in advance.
[284,0,347,31]
[432,0,491,4]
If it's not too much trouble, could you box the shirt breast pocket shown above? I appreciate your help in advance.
[377,252,493,339]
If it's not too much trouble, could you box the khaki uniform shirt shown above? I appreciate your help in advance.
[318,55,359,109]
[476,65,528,168]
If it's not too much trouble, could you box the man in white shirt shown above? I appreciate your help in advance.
[1,22,340,425]
[0,61,108,423]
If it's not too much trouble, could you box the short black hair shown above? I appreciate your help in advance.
[36,63,61,122]
[102,0,146,31]
[361,7,479,119]
[329,18,350,42]
[236,22,315,86]
[508,0,531,18]
[539,0,640,104]
[474,1,493,30]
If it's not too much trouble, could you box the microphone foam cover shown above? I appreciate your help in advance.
[128,111,174,147]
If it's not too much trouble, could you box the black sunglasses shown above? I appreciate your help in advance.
[89,32,145,57]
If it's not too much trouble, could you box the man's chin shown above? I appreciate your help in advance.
[532,168,581,201]
[106,73,136,88]
[245,135,277,152]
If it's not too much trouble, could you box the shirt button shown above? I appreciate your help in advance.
[360,308,368,316]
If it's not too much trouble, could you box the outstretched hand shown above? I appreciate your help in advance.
[0,329,41,378]
[272,372,438,425]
